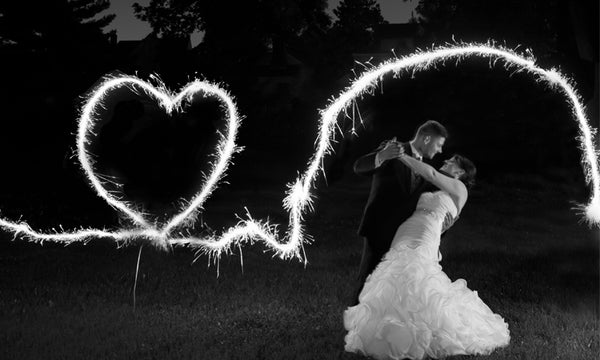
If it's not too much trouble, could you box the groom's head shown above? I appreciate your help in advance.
[412,120,448,159]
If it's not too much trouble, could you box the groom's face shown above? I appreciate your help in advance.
[423,136,445,159]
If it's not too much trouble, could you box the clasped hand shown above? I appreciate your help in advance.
[378,137,405,162]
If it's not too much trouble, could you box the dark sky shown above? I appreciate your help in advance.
[107,0,418,44]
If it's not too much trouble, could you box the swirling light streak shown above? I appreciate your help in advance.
[193,42,600,263]
[1,43,598,264]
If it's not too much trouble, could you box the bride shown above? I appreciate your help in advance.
[344,152,510,359]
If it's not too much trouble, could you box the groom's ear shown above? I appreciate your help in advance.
[423,136,431,144]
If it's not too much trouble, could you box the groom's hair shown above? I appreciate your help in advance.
[415,120,448,139]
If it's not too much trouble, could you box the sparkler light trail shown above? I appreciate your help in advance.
[77,75,244,247]
[0,43,598,265]
[0,75,244,249]
[241,41,599,262]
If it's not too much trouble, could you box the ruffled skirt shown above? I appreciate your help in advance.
[344,244,510,359]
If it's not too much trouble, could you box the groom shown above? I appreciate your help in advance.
[351,120,448,305]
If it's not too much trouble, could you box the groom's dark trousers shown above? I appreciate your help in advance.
[351,142,428,306]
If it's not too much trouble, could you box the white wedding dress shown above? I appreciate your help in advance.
[344,191,510,359]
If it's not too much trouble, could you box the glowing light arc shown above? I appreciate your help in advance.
[0,43,598,264]
[188,43,600,263]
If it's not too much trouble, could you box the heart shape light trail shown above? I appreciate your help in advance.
[1,43,599,265]
[78,75,247,249]
[0,75,244,250]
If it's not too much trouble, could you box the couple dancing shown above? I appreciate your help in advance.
[344,121,510,359]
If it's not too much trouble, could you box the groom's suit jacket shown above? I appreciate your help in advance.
[354,141,428,252]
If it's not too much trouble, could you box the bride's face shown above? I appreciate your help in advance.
[440,157,465,179]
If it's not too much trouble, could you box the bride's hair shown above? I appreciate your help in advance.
[453,154,476,190]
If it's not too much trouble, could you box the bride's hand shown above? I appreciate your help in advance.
[397,145,405,157]
[378,139,403,162]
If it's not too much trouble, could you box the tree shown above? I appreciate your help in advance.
[401,0,598,172]
[70,0,115,30]
[132,0,203,39]
[0,0,115,53]
[133,0,331,53]
[255,0,330,64]
[332,0,386,46]
[323,0,387,78]
[256,0,331,41]
[0,0,116,91]
[408,0,598,108]
[408,0,561,58]
[0,1,116,192]
[131,0,332,88]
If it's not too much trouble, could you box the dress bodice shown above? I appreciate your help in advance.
[415,191,458,221]
[390,191,458,260]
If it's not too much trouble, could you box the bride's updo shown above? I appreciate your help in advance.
[454,154,476,190]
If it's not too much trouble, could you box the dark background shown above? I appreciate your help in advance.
[0,1,598,359]
[0,0,597,229]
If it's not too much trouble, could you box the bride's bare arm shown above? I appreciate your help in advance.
[398,154,468,212]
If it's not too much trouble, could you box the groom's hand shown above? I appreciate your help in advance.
[377,138,403,162]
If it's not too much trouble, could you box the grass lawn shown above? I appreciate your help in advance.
[0,174,598,359]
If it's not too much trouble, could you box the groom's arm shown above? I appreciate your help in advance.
[353,151,379,176]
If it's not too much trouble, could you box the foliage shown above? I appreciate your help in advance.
[0,0,114,52]
[255,0,331,38]
[404,0,598,161]
[0,0,115,79]
[131,0,333,92]
[70,0,115,30]
[332,0,386,44]
[132,0,203,39]
[132,0,331,43]
[324,0,387,79]
[0,1,116,190]
[408,0,562,57]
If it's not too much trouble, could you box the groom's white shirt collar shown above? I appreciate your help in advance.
[409,141,423,161]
